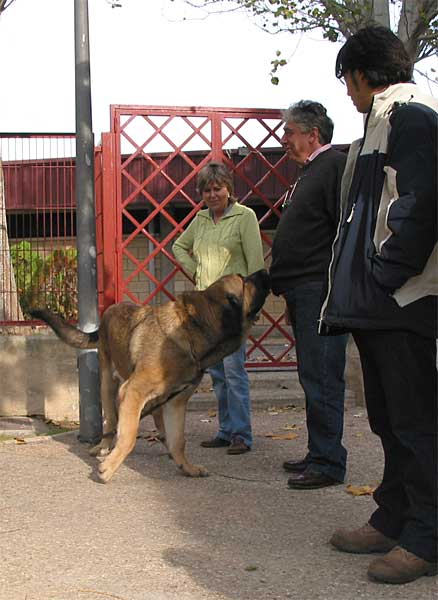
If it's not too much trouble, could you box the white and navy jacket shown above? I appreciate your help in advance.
[320,83,438,339]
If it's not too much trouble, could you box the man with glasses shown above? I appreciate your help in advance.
[270,100,348,490]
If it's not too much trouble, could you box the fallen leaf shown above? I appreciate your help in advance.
[14,438,26,444]
[137,430,157,439]
[282,424,298,431]
[244,565,258,572]
[346,484,376,496]
[145,435,161,445]
[207,409,216,418]
[265,432,299,440]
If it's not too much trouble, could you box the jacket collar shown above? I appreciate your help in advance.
[199,201,243,221]
[366,82,418,129]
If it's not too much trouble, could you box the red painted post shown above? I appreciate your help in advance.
[100,132,118,309]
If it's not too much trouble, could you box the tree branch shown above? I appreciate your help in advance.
[175,1,437,64]
[0,0,16,14]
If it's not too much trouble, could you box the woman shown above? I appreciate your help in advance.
[172,161,264,454]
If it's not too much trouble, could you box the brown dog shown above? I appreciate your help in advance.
[31,269,270,483]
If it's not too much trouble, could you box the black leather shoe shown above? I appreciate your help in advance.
[200,437,230,448]
[287,470,342,490]
[283,459,309,473]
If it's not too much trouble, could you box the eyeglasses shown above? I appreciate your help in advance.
[281,177,302,209]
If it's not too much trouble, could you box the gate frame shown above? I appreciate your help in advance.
[99,105,296,368]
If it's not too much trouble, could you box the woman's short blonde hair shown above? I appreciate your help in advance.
[196,162,237,203]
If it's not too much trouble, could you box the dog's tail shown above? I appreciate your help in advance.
[30,308,98,350]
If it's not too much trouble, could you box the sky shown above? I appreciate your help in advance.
[0,0,436,146]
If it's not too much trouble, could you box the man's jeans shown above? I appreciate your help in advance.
[284,282,348,482]
[208,343,252,447]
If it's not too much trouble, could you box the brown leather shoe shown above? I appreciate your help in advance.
[368,546,438,584]
[200,437,230,448]
[330,522,398,554]
[227,437,250,455]
[287,470,341,490]
[283,458,309,473]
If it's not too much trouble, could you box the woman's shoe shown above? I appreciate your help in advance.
[200,437,230,448]
[227,437,251,454]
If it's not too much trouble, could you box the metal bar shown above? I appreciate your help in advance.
[101,133,118,309]
[0,133,75,138]
[74,0,101,444]
[111,105,282,118]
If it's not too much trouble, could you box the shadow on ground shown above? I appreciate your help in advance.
[32,406,436,600]
[0,406,435,600]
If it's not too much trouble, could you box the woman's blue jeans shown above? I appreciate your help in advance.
[207,343,252,447]
[284,282,348,482]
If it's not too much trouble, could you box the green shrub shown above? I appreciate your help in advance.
[10,241,78,320]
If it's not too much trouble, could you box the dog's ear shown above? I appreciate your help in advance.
[222,293,243,337]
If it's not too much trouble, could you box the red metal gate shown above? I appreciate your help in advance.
[98,105,297,368]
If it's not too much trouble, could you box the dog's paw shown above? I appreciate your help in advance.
[181,464,209,478]
[97,457,119,483]
[89,444,101,457]
[89,441,112,457]
[96,448,111,459]
[97,459,117,483]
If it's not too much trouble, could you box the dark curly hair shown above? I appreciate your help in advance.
[282,100,334,145]
[335,26,413,88]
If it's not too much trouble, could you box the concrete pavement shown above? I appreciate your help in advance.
[0,402,436,600]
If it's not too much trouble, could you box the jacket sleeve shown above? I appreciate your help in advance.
[172,218,197,277]
[371,103,438,293]
[239,209,265,275]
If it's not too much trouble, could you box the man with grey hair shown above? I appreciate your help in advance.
[270,100,348,490]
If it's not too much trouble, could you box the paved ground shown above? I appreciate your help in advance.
[0,400,436,600]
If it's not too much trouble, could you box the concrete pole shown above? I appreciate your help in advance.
[74,0,102,443]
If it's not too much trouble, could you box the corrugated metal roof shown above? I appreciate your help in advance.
[3,145,348,211]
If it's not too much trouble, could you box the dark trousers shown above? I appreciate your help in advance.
[353,330,437,562]
[284,282,348,482]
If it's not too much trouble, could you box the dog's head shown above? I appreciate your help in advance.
[180,269,270,369]
[206,269,270,337]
